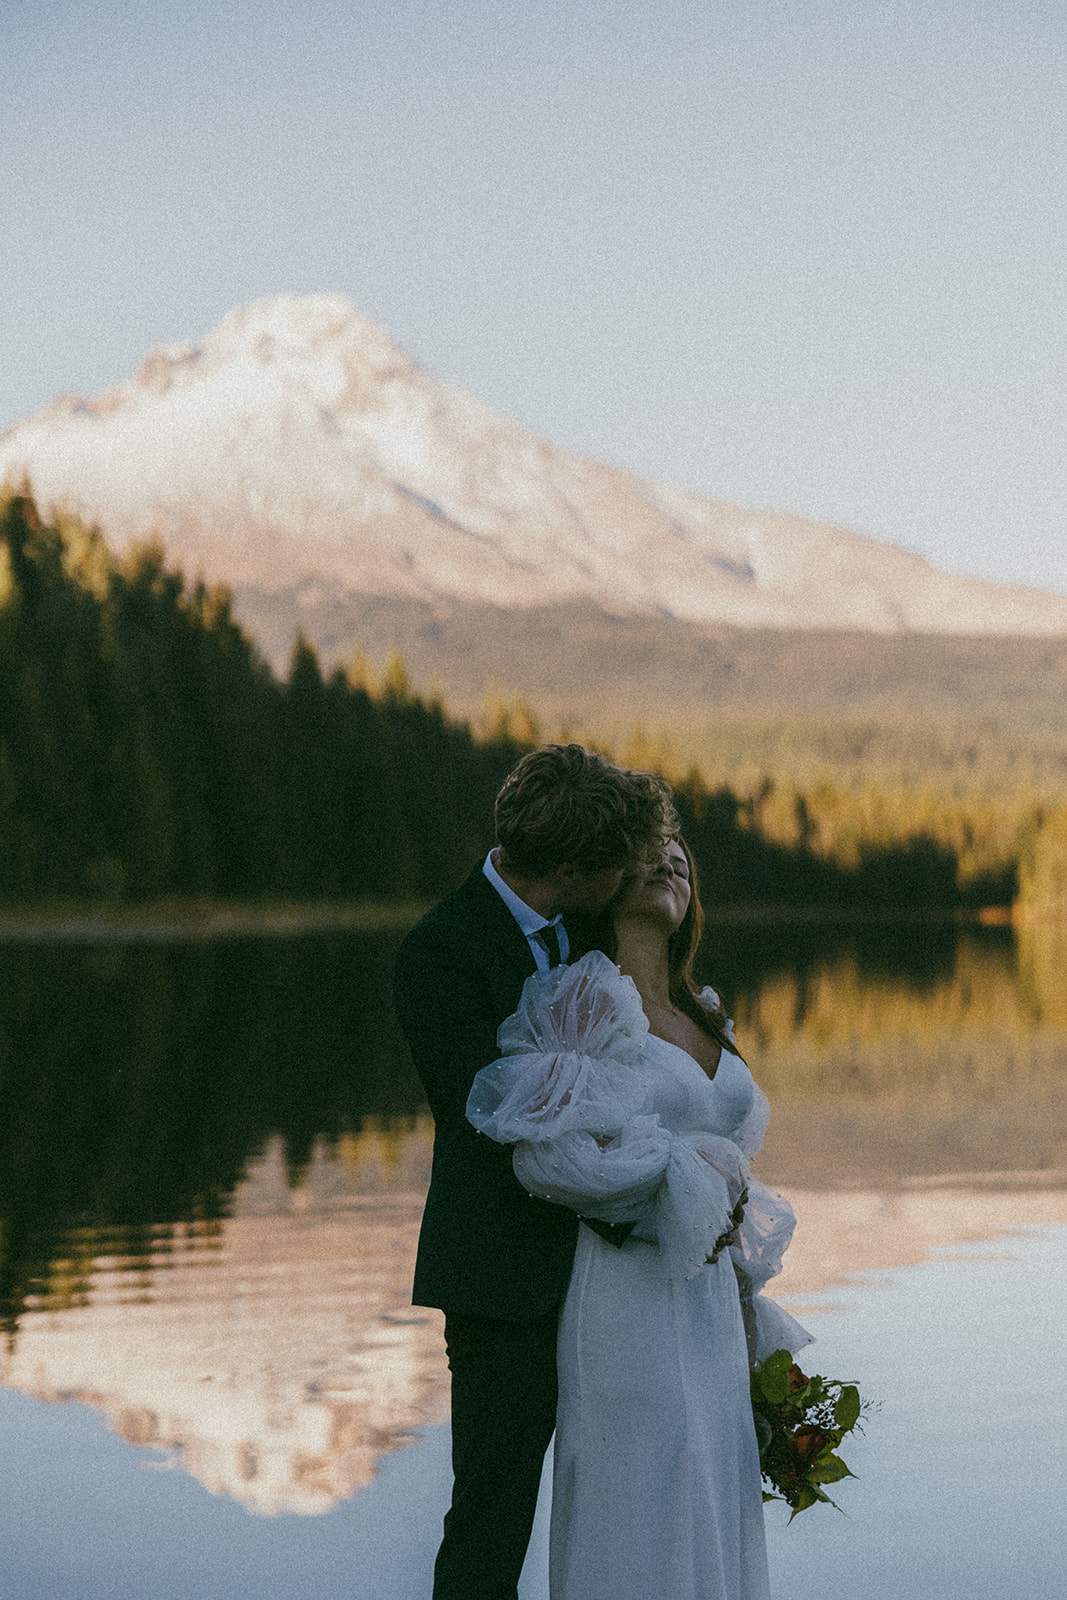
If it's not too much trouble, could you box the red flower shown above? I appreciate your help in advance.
[790,1426,826,1466]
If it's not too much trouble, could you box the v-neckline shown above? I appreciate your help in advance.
[645,1029,735,1085]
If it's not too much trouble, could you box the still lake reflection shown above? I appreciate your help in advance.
[1,919,1065,1596]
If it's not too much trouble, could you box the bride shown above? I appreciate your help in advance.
[467,838,811,1600]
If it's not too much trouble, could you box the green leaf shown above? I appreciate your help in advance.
[834,1384,861,1431]
[787,1485,821,1520]
[762,1349,794,1380]
[809,1454,854,1484]
[755,1349,793,1403]
[755,1372,789,1403]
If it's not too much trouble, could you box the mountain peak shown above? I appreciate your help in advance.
[2,295,1066,636]
[205,293,408,374]
[115,293,413,409]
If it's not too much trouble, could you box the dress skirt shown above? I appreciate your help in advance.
[550,1224,772,1600]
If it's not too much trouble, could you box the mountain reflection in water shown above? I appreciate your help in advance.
[1,1175,446,1516]
[0,919,1064,1518]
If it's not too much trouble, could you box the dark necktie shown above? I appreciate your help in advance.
[537,922,563,968]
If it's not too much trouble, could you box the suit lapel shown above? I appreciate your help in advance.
[455,865,538,1010]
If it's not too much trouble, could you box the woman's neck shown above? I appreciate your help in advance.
[613,921,673,1010]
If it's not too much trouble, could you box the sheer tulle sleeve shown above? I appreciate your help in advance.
[465,951,651,1142]
[515,1123,749,1281]
[468,952,749,1279]
[729,1178,813,1360]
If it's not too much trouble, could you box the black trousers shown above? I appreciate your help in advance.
[434,1308,560,1600]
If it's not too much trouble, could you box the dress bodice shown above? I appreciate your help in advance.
[638,1036,756,1143]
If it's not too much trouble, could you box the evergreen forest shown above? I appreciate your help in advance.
[1,487,1064,915]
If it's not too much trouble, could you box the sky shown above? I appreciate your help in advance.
[4,0,1067,596]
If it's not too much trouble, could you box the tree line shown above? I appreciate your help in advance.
[2,485,1062,913]
[0,489,511,903]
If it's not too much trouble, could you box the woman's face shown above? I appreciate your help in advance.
[613,839,691,933]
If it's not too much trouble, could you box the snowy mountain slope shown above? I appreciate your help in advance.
[3,293,1066,635]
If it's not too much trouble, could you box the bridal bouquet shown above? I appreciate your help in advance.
[750,1348,866,1518]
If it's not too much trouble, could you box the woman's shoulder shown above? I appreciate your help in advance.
[692,983,739,1049]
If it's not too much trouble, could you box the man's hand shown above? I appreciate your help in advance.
[706,1186,748,1265]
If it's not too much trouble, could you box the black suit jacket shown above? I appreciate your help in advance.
[393,865,580,1320]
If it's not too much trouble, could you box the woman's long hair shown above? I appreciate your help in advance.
[570,836,741,1062]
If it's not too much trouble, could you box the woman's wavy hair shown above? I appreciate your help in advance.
[571,835,740,1061]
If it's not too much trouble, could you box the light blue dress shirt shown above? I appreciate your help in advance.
[482,849,570,970]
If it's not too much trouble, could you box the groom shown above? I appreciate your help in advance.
[394,744,674,1600]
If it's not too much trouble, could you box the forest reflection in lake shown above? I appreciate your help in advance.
[724,917,1067,1185]
[0,915,1064,1542]
[2,916,1065,1327]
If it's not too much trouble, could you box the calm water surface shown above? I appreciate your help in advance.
[0,921,1064,1597]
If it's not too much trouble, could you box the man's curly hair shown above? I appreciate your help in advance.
[495,744,677,877]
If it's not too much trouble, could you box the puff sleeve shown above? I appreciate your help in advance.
[468,952,749,1280]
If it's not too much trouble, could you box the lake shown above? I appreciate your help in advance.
[0,917,1064,1597]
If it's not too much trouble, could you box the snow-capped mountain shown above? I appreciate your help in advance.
[3,292,1065,634]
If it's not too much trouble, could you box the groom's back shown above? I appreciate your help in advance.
[394,862,579,1319]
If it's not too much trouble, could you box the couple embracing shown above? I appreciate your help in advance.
[394,745,809,1600]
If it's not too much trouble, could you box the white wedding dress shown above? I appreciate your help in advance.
[467,951,811,1600]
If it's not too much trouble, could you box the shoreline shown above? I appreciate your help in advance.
[0,897,1022,943]
[0,899,429,944]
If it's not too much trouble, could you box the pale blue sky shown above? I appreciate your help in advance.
[4,0,1066,594]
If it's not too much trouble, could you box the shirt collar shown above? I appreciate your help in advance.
[482,849,561,936]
